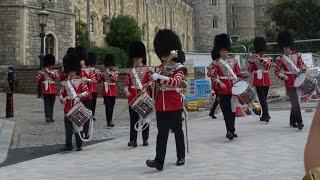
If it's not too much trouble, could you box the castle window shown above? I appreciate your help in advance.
[74,8,80,22]
[213,17,218,28]
[142,23,147,40]
[89,15,94,32]
[102,16,110,35]
[45,34,55,55]
[211,0,218,6]
[104,0,108,7]
[231,5,236,14]
[232,20,236,28]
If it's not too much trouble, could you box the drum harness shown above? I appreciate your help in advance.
[220,58,263,118]
[65,79,94,142]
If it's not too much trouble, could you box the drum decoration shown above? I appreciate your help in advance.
[67,102,92,127]
[131,93,154,119]
[294,73,318,95]
[232,80,256,105]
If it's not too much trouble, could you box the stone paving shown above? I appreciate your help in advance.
[0,109,314,180]
[0,119,15,164]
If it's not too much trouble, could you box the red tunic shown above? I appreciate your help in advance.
[37,68,60,95]
[207,57,245,95]
[59,76,89,114]
[90,68,101,93]
[123,64,150,104]
[144,62,187,112]
[247,54,272,87]
[274,51,307,88]
[80,66,94,100]
[101,68,119,97]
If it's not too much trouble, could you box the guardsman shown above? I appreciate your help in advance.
[274,31,307,130]
[247,37,272,122]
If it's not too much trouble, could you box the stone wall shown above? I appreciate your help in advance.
[186,0,227,52]
[75,0,194,66]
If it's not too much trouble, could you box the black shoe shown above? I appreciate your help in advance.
[77,147,83,151]
[176,158,185,166]
[212,115,217,119]
[290,123,298,128]
[108,123,114,127]
[226,132,234,140]
[298,123,304,130]
[143,140,148,146]
[61,147,73,152]
[260,117,266,122]
[146,159,163,171]
[209,112,213,117]
[128,141,137,147]
[47,118,54,122]
[232,132,238,138]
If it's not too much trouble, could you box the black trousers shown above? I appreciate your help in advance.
[104,96,116,125]
[91,92,98,117]
[6,92,14,118]
[43,94,56,119]
[129,107,149,142]
[64,116,82,149]
[287,88,303,125]
[155,111,185,164]
[8,82,14,93]
[219,94,236,133]
[256,86,270,119]
[210,95,219,115]
[83,100,92,136]
[37,80,42,97]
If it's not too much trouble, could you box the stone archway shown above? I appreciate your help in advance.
[45,32,59,62]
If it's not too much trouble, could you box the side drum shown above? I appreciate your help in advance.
[232,80,255,105]
[131,93,154,119]
[294,73,317,95]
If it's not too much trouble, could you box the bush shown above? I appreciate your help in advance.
[106,15,142,52]
[87,46,129,68]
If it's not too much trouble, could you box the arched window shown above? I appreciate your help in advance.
[232,20,236,28]
[45,34,55,55]
[102,16,110,35]
[231,4,236,14]
[89,15,94,32]
[213,17,218,28]
[211,0,218,6]
[142,23,147,40]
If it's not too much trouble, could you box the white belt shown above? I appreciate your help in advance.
[219,76,234,80]
[130,86,141,89]
[254,71,269,73]
[108,83,116,85]
[160,87,180,91]
[284,71,296,75]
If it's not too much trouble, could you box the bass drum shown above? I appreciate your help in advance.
[232,80,255,105]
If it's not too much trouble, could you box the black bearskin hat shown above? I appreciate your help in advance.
[86,52,97,66]
[63,53,81,73]
[211,49,221,61]
[66,47,74,55]
[104,53,116,67]
[178,50,186,64]
[154,29,182,62]
[74,45,88,61]
[128,41,147,65]
[253,37,267,53]
[277,31,294,49]
[214,33,231,51]
[43,54,55,67]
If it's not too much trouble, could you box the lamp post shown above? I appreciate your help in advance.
[37,2,49,98]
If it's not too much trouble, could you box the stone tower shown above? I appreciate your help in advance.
[186,0,227,52]
[0,0,75,65]
[227,0,256,41]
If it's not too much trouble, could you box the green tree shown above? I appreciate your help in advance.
[106,15,142,51]
[261,22,282,42]
[267,0,320,39]
[75,21,95,49]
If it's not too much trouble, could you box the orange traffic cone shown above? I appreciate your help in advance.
[236,105,245,117]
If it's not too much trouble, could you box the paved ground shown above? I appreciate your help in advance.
[0,110,314,179]
[0,119,15,165]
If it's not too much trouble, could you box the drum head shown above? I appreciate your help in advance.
[232,81,248,95]
[294,73,306,87]
[131,93,146,107]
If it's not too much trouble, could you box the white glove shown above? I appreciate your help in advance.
[151,73,169,81]
[86,78,93,83]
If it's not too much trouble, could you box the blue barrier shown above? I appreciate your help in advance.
[185,79,211,102]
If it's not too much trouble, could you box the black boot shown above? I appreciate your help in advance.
[146,159,163,171]
[176,158,185,166]
[232,132,238,138]
[290,123,298,128]
[77,147,83,151]
[128,141,137,147]
[143,140,148,146]
[61,146,73,152]
[226,132,234,140]
[298,123,304,130]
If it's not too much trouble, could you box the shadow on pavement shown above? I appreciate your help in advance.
[0,138,115,168]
